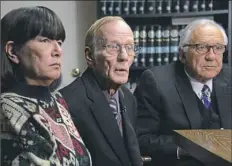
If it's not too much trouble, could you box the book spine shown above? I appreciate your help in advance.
[181,0,190,12]
[114,0,122,15]
[106,0,114,15]
[164,0,172,13]
[139,25,147,67]
[100,0,107,15]
[170,25,179,62]
[190,0,199,12]
[199,0,206,11]
[161,25,170,65]
[206,0,213,11]
[154,25,162,66]
[137,0,145,14]
[122,0,130,15]
[156,0,163,14]
[146,0,156,14]
[132,25,140,67]
[130,0,138,15]
[147,25,155,67]
[172,0,180,13]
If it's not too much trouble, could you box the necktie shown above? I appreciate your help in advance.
[201,84,211,109]
[109,97,123,135]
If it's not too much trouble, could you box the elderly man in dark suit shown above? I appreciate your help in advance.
[60,16,142,166]
[134,18,231,166]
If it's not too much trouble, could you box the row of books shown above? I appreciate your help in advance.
[99,0,215,15]
[132,24,186,67]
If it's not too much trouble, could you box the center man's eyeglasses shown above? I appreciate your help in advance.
[102,43,140,56]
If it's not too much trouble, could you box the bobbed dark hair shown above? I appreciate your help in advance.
[1,6,66,92]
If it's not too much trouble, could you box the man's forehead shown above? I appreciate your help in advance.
[102,31,133,37]
[190,25,224,42]
[94,25,133,44]
[192,25,221,34]
[102,29,133,38]
[99,20,132,34]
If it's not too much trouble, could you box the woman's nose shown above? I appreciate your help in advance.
[52,41,63,57]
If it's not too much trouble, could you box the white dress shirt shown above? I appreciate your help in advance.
[184,70,213,99]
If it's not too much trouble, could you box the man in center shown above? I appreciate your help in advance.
[60,16,142,166]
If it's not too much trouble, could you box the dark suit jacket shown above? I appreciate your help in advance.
[60,68,142,166]
[134,61,232,166]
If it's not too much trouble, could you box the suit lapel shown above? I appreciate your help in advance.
[90,96,130,165]
[119,89,142,166]
[82,69,129,166]
[175,63,202,129]
[214,70,231,128]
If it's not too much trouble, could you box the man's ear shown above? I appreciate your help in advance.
[85,46,95,67]
[179,48,186,64]
[5,41,20,64]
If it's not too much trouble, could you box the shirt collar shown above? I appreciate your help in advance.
[184,69,213,98]
[103,90,119,102]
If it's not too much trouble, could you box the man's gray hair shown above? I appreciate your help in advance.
[85,16,126,50]
[179,19,228,52]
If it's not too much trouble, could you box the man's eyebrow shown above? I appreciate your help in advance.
[106,40,119,43]
[106,39,134,43]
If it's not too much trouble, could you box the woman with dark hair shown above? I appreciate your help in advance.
[0,6,92,166]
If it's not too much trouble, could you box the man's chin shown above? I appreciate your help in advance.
[197,74,217,83]
[113,78,128,85]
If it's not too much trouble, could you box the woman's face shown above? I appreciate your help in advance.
[17,36,63,86]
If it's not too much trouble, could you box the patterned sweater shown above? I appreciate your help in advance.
[0,83,92,166]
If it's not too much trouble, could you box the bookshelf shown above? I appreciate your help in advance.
[111,9,229,18]
[97,0,232,92]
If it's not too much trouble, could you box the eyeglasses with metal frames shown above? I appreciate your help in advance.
[102,43,140,56]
